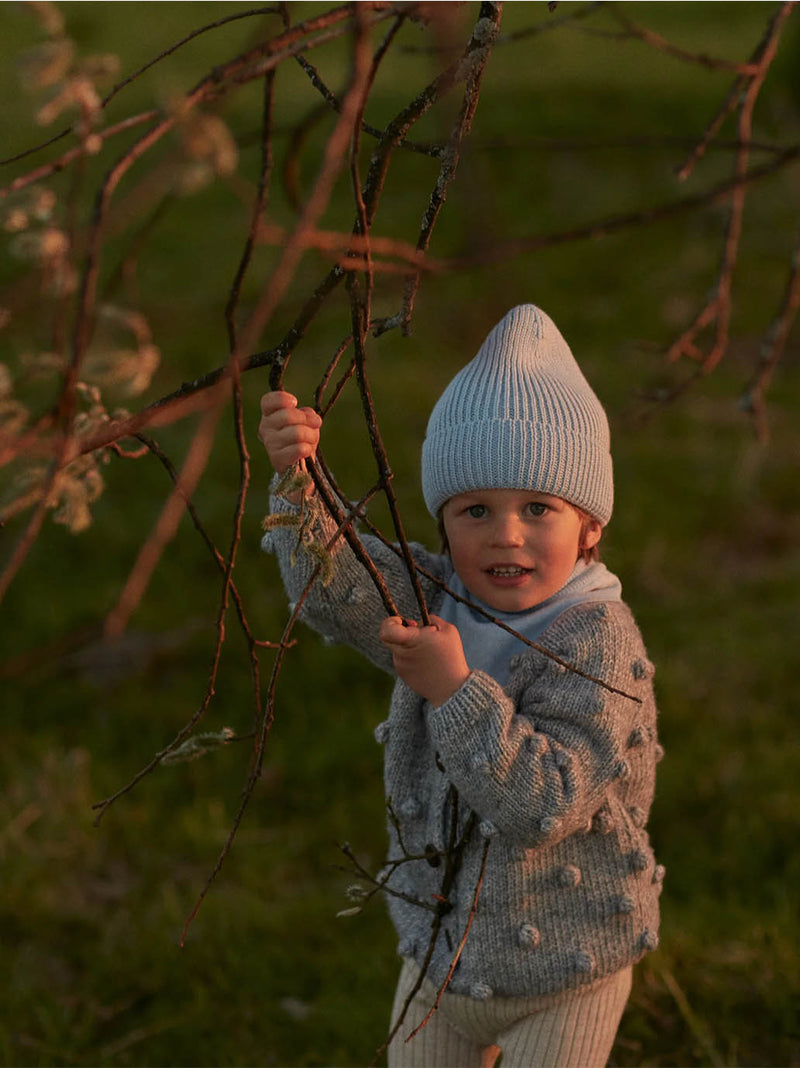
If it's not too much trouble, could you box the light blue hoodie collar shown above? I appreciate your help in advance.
[438,559,622,686]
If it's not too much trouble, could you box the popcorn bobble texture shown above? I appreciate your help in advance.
[421,304,614,525]
[264,453,661,1002]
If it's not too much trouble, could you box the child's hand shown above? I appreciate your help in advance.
[379,615,470,707]
[258,391,321,476]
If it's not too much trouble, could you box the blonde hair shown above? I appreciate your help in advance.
[575,507,602,564]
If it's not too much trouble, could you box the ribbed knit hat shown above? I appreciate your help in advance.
[421,304,614,524]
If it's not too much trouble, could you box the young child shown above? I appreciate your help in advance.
[258,304,662,1068]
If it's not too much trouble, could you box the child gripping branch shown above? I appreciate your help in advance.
[258,304,663,1068]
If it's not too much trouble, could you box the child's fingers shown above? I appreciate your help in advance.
[258,392,322,473]
[259,393,321,437]
[260,398,321,431]
[260,390,297,416]
[258,419,316,454]
[277,405,321,430]
[261,419,320,447]
[379,616,416,647]
[266,439,316,472]
[379,616,404,640]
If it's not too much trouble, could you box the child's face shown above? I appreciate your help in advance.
[441,488,601,613]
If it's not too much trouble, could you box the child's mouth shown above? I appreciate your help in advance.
[486,566,531,578]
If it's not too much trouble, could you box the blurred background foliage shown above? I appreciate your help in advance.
[1,2,799,1065]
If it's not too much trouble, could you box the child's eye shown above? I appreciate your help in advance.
[467,504,487,518]
[525,502,548,517]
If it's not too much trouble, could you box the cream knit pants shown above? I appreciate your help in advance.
[387,959,632,1068]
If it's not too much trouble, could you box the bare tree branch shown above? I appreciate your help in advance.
[1,9,796,1025]
[665,2,796,374]
[404,836,492,1043]
[741,227,800,442]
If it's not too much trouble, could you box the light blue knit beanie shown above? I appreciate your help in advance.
[421,304,614,525]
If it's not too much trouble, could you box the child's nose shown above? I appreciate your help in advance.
[491,515,525,547]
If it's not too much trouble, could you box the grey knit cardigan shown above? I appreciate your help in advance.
[263,487,663,1001]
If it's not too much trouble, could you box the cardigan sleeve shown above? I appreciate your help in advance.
[261,478,448,675]
[425,602,657,848]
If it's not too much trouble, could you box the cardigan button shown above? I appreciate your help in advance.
[627,725,648,748]
[470,752,491,773]
[574,950,595,975]
[638,929,659,953]
[344,585,364,605]
[558,864,582,888]
[518,923,541,948]
[592,807,614,834]
[470,982,493,1001]
[628,805,646,828]
[399,797,423,820]
[614,894,635,915]
[631,658,654,680]
[628,849,649,873]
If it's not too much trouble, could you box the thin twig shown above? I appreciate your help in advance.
[179,479,386,942]
[308,454,400,616]
[256,218,439,272]
[102,6,281,113]
[342,9,431,623]
[476,133,787,158]
[602,4,762,75]
[250,6,375,387]
[314,336,355,415]
[665,2,796,374]
[219,69,276,730]
[350,305,432,624]
[337,841,441,914]
[741,228,800,442]
[103,403,224,640]
[401,0,501,330]
[493,1,602,45]
[676,77,749,183]
[359,7,491,232]
[405,836,491,1042]
[449,142,800,269]
[1,112,160,192]
[373,798,478,1064]
[292,47,438,158]
[131,434,271,653]
[103,194,177,302]
[0,7,283,168]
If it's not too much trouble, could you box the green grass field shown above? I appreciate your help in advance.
[1,3,799,1065]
